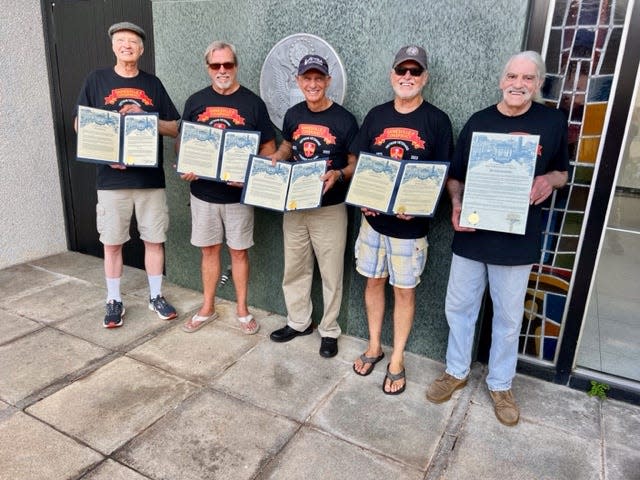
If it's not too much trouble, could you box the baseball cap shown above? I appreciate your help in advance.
[297,54,330,76]
[392,45,428,70]
[108,22,146,41]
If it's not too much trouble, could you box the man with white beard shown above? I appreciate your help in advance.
[426,51,569,426]
[350,45,453,395]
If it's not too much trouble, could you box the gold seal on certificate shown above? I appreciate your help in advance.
[468,212,480,225]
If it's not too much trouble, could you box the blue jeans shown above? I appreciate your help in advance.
[444,254,531,391]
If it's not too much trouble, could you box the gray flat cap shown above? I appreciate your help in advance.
[108,22,146,41]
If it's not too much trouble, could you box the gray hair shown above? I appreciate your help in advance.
[501,50,546,100]
[501,51,546,81]
[204,41,238,66]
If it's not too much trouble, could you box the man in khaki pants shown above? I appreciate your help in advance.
[268,54,358,358]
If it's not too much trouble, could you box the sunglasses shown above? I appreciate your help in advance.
[208,62,236,70]
[394,66,424,77]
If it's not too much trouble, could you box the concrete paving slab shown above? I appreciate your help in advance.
[55,293,176,351]
[128,321,261,384]
[444,404,601,480]
[30,251,104,279]
[604,444,640,480]
[115,390,298,480]
[30,253,155,299]
[602,398,640,450]
[0,263,63,302]
[258,426,424,480]
[4,278,105,324]
[128,279,204,312]
[0,328,109,405]
[472,373,601,440]
[0,310,42,345]
[80,459,151,480]
[0,411,103,480]
[26,356,198,455]
[213,334,346,422]
[310,368,452,469]
[215,302,284,338]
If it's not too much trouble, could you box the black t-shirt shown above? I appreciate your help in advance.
[349,100,453,238]
[182,85,276,204]
[450,102,569,265]
[76,67,180,190]
[282,101,358,206]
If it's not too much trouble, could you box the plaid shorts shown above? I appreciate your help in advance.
[354,218,428,288]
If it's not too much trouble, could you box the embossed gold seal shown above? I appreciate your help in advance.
[468,212,480,225]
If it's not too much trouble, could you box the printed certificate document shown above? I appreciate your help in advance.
[122,114,159,167]
[176,121,223,180]
[346,153,401,213]
[459,132,539,234]
[346,153,449,217]
[391,161,449,217]
[76,106,159,167]
[219,130,261,182]
[242,156,326,211]
[76,106,121,164]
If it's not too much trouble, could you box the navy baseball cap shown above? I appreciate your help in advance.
[298,54,330,76]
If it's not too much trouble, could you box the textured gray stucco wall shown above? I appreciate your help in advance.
[0,3,67,269]
[152,0,529,360]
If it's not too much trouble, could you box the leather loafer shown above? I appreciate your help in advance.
[319,337,338,358]
[270,324,313,343]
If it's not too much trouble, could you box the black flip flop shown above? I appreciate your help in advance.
[382,364,406,395]
[352,352,385,376]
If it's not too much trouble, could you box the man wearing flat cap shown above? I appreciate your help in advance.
[350,45,453,394]
[268,54,359,358]
[75,22,180,329]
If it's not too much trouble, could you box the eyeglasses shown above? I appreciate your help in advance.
[393,66,424,77]
[208,62,236,70]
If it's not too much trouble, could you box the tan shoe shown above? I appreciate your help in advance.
[426,373,468,403]
[489,389,520,426]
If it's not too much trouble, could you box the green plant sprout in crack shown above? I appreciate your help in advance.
[587,380,610,399]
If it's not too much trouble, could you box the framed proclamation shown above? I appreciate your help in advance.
[459,132,539,234]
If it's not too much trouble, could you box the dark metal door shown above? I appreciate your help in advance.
[42,0,154,269]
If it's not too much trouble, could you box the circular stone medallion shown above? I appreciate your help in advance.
[260,33,347,130]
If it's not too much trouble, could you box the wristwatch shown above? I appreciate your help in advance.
[337,169,345,183]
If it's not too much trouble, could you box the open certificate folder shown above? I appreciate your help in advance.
[241,155,327,212]
[76,105,159,167]
[176,122,260,182]
[346,152,449,217]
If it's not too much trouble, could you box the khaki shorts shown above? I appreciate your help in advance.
[96,189,169,245]
[190,194,254,249]
[354,218,428,288]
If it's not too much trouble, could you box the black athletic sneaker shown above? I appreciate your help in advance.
[104,300,125,328]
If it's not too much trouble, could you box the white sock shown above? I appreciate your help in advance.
[106,277,121,302]
[148,274,163,299]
